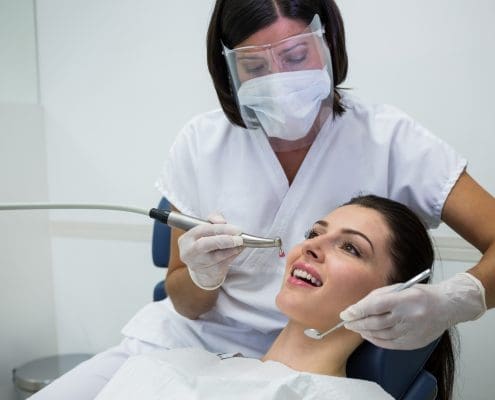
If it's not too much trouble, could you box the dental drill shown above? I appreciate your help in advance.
[0,203,283,251]
[304,268,432,340]
[148,208,283,250]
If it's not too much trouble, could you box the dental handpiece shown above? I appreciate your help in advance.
[304,268,432,340]
[0,202,283,250]
[149,208,283,249]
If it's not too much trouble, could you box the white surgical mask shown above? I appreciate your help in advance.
[237,68,331,141]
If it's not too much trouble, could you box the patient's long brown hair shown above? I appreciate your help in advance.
[344,195,456,400]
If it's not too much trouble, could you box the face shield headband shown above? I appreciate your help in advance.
[222,15,334,150]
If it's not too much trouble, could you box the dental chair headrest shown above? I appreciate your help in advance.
[347,339,440,399]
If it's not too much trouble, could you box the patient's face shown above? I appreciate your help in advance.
[276,205,394,333]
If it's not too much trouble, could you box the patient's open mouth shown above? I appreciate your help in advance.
[291,268,323,287]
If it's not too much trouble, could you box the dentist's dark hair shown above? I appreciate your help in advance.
[207,0,348,127]
[343,194,456,400]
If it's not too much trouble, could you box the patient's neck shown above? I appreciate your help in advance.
[261,320,362,377]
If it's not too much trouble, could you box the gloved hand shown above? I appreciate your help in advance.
[340,272,486,350]
[178,212,244,290]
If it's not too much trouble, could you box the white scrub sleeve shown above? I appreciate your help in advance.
[381,106,467,228]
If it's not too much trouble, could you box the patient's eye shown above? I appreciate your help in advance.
[341,241,361,257]
[304,229,319,239]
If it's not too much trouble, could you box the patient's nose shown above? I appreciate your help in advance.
[302,239,324,262]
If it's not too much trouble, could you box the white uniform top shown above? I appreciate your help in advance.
[122,93,466,357]
[95,347,394,400]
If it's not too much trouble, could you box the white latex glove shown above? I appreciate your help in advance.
[178,212,244,290]
[340,272,486,350]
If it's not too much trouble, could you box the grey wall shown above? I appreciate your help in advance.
[0,105,57,400]
[0,3,57,398]
[0,0,38,103]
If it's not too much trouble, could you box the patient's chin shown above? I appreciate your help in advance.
[275,291,296,315]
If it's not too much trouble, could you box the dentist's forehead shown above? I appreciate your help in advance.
[237,17,308,48]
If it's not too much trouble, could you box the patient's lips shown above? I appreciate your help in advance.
[289,262,323,288]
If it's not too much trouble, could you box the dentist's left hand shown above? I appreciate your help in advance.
[339,272,486,350]
[178,212,244,290]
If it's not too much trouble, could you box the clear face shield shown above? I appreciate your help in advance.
[222,15,334,151]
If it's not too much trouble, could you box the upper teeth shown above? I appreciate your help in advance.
[292,268,322,287]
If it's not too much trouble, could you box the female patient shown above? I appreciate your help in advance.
[95,195,456,400]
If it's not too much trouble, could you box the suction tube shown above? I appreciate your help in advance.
[0,203,283,250]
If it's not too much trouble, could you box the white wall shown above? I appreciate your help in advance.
[0,1,57,399]
[337,0,495,206]
[0,0,38,103]
[1,0,492,398]
[35,0,219,353]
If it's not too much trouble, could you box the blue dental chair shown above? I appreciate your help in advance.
[151,197,440,400]
[151,197,172,301]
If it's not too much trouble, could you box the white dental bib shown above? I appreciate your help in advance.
[95,348,394,400]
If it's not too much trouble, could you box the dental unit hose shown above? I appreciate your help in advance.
[0,203,283,250]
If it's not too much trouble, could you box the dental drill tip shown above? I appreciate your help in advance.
[240,233,283,248]
[274,237,285,257]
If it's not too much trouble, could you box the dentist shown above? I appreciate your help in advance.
[150,0,494,354]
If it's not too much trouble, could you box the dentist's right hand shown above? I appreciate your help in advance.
[178,212,244,290]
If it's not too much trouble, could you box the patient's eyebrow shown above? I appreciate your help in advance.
[341,228,374,252]
[314,221,374,252]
